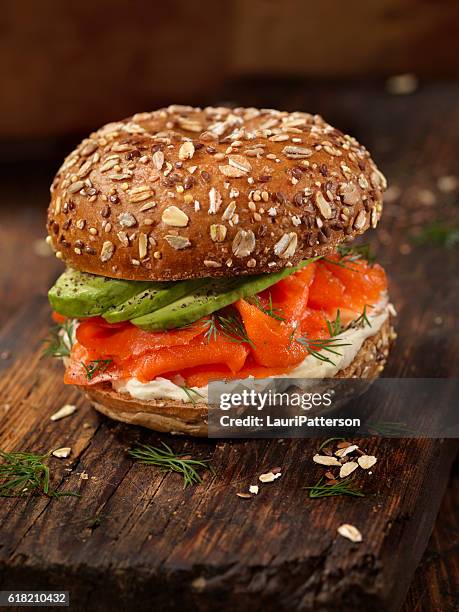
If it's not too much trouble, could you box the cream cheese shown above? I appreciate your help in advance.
[113,301,392,405]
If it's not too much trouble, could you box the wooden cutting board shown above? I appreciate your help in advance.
[0,82,458,611]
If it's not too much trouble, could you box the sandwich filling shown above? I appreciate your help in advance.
[49,248,390,403]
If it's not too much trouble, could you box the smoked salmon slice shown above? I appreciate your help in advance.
[64,256,388,388]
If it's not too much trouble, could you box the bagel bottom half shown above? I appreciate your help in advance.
[81,318,396,437]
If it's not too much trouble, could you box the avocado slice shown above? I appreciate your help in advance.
[48,268,150,318]
[102,278,207,323]
[132,259,318,331]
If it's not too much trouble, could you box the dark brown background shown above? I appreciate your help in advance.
[0,1,458,610]
[2,0,459,140]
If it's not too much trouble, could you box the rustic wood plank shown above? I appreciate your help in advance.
[0,82,458,610]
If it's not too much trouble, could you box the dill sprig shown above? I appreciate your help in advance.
[202,316,218,343]
[337,243,376,264]
[317,437,345,451]
[0,450,80,498]
[217,312,255,348]
[179,385,205,405]
[42,320,74,358]
[81,359,113,380]
[325,306,371,339]
[296,336,351,366]
[412,221,459,249]
[201,311,254,347]
[351,305,372,329]
[326,310,344,337]
[305,476,365,498]
[129,443,212,488]
[366,421,416,436]
[248,294,285,322]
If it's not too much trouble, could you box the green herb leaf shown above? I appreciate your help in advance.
[216,311,255,348]
[351,305,372,330]
[366,421,416,436]
[247,293,286,322]
[337,242,376,264]
[412,221,459,249]
[326,310,344,337]
[129,443,212,488]
[81,359,113,380]
[296,336,351,366]
[305,476,365,498]
[42,320,74,358]
[0,450,80,498]
[179,385,205,405]
[317,437,345,451]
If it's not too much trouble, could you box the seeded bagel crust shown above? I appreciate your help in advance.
[47,105,386,281]
[81,318,396,436]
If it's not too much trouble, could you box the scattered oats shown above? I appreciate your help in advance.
[33,239,53,257]
[219,164,246,178]
[162,205,189,227]
[129,186,153,203]
[152,150,165,170]
[208,187,222,214]
[79,471,89,481]
[164,235,191,250]
[291,216,302,227]
[282,145,313,159]
[358,174,369,189]
[337,524,362,543]
[210,224,227,242]
[437,175,458,193]
[313,454,341,467]
[228,154,252,173]
[384,185,401,203]
[51,404,77,421]
[259,471,281,483]
[52,447,71,459]
[339,461,358,478]
[117,231,129,247]
[339,182,360,206]
[237,492,252,499]
[138,232,148,259]
[399,243,411,255]
[335,444,358,457]
[315,192,333,219]
[416,188,436,206]
[274,232,297,258]
[232,229,256,258]
[179,140,195,160]
[354,210,367,230]
[139,201,156,212]
[358,455,377,470]
[249,485,259,494]
[67,180,84,194]
[100,158,120,172]
[386,73,418,95]
[204,259,222,268]
[100,241,115,262]
[118,212,137,228]
[222,201,236,221]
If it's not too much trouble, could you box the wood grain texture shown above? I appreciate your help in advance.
[0,82,458,611]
